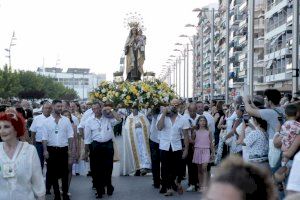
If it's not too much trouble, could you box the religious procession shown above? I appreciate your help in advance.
[1,4,300,200]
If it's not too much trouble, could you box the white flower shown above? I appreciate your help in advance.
[101,89,106,93]
[102,97,107,102]
[163,96,169,102]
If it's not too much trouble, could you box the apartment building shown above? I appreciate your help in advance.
[263,0,293,92]
[37,67,106,100]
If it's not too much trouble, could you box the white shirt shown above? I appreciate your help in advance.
[71,114,79,126]
[0,142,45,200]
[203,111,216,135]
[84,116,118,144]
[156,114,190,151]
[183,113,200,139]
[78,108,94,129]
[287,152,300,192]
[150,115,160,143]
[29,114,49,142]
[42,115,74,147]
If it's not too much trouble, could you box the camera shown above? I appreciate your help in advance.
[243,114,250,123]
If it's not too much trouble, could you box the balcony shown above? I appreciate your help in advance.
[287,14,293,25]
[265,23,292,40]
[239,18,247,28]
[239,1,247,13]
[264,47,292,61]
[238,69,247,78]
[238,52,247,61]
[238,35,247,46]
[265,71,292,83]
[266,0,288,18]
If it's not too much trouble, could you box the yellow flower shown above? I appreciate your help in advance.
[126,95,131,100]
[115,92,119,97]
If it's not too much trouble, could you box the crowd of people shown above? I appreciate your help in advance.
[0,88,300,200]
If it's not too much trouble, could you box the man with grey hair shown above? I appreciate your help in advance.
[30,100,52,169]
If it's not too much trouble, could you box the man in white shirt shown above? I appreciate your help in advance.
[84,102,121,199]
[29,101,52,169]
[42,100,74,200]
[149,107,161,188]
[157,99,189,196]
[184,103,200,192]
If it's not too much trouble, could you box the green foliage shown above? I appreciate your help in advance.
[0,65,79,100]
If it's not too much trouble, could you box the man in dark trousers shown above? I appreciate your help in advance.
[42,100,74,200]
[84,102,121,199]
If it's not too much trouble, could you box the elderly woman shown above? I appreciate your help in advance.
[0,109,45,200]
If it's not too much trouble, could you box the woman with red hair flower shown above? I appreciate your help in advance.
[0,109,45,200]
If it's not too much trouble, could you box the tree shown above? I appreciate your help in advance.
[0,65,79,100]
[0,65,21,99]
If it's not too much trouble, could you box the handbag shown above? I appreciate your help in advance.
[113,140,120,162]
[268,138,282,168]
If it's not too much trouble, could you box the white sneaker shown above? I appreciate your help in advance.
[186,185,196,192]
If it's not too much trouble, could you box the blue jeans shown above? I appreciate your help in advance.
[35,142,44,169]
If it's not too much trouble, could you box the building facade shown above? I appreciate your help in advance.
[192,0,299,100]
[37,67,106,100]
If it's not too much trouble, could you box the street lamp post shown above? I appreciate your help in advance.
[292,0,299,95]
[210,8,215,101]
[248,0,255,98]
[4,31,17,67]
[225,1,230,104]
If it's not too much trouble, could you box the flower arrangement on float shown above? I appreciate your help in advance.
[89,80,177,109]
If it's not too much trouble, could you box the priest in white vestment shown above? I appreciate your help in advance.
[121,108,152,176]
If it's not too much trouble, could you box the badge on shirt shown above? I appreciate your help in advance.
[2,162,16,178]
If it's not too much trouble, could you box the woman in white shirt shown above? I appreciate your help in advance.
[0,110,45,200]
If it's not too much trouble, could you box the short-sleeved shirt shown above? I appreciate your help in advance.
[84,116,118,144]
[259,107,285,139]
[29,114,48,142]
[150,115,160,143]
[281,120,300,152]
[156,114,190,151]
[287,152,300,192]
[244,129,269,162]
[42,115,74,147]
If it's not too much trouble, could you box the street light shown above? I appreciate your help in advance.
[4,31,17,67]
[179,34,195,99]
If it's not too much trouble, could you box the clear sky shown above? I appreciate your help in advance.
[0,0,217,96]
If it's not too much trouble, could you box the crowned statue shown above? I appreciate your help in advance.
[124,13,146,81]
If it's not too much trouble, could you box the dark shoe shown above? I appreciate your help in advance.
[154,184,160,189]
[134,170,141,176]
[159,187,167,194]
[76,173,80,176]
[63,194,70,200]
[54,196,62,200]
[46,190,51,195]
[87,171,92,176]
[107,185,114,196]
[96,194,103,199]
